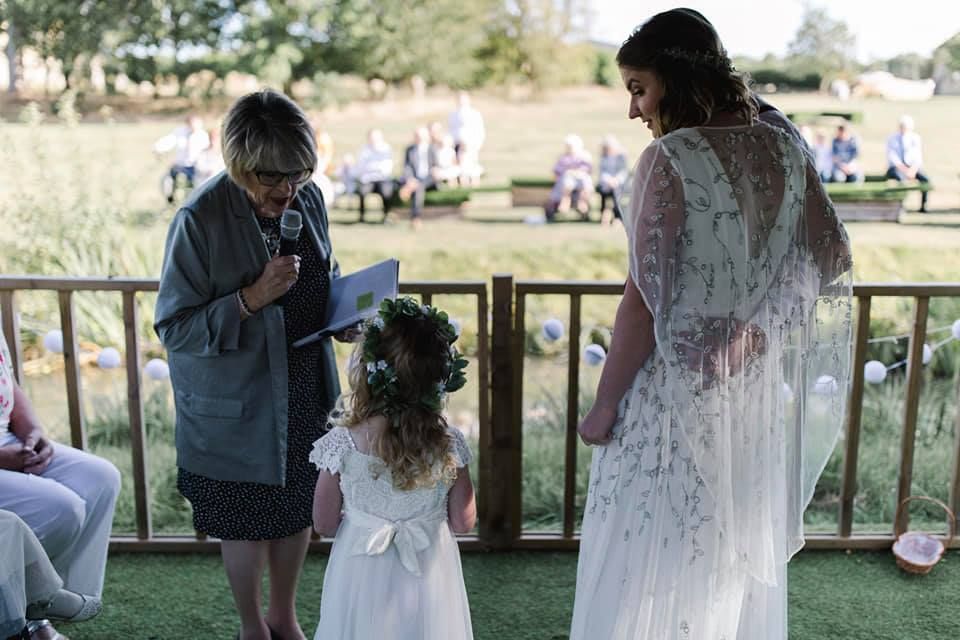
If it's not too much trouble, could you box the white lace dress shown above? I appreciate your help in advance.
[309,426,474,640]
[571,123,853,640]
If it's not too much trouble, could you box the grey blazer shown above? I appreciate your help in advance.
[154,172,341,486]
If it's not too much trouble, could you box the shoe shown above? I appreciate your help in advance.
[26,592,101,623]
[24,620,68,640]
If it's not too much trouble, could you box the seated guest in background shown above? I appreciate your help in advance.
[155,114,210,203]
[350,129,396,222]
[312,128,337,206]
[1,509,101,640]
[886,114,930,212]
[0,321,120,640]
[813,131,834,183]
[831,123,862,183]
[596,135,628,226]
[428,122,460,187]
[547,134,594,221]
[398,126,438,230]
[192,127,226,189]
[448,91,485,186]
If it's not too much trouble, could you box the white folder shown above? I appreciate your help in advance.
[293,258,399,347]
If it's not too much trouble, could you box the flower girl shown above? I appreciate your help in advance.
[310,297,476,639]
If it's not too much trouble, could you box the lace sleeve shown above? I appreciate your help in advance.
[624,139,686,317]
[309,427,354,474]
[447,427,473,467]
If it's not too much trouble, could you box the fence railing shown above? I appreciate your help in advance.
[1,274,958,552]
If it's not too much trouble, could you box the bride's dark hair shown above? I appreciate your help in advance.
[616,8,757,135]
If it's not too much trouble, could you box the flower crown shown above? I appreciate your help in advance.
[361,297,468,416]
[659,47,734,73]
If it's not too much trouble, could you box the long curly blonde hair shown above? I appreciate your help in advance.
[331,314,459,490]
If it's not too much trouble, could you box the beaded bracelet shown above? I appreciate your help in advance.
[237,288,255,317]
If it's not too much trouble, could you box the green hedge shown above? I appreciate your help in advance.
[511,177,554,188]
[786,110,864,124]
[387,187,472,208]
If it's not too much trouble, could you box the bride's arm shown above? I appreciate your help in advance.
[578,282,656,445]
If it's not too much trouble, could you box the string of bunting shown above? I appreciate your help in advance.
[540,317,960,384]
[25,311,468,383]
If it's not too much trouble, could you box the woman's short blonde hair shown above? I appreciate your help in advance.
[221,89,317,189]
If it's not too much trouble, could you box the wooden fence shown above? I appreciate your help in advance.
[1,275,958,552]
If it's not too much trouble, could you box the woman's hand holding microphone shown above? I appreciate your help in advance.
[241,254,301,315]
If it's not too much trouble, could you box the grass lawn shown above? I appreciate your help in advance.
[58,550,959,640]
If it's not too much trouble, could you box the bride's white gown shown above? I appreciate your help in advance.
[571,122,853,640]
[310,425,474,640]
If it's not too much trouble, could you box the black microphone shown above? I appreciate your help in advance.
[279,209,302,256]
[278,209,302,305]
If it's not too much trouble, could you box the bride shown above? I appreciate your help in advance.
[570,9,853,640]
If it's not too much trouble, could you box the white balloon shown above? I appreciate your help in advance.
[583,343,606,366]
[952,319,960,340]
[863,360,887,384]
[813,374,838,395]
[97,347,122,369]
[542,318,564,342]
[144,358,170,381]
[43,330,63,354]
[781,383,795,403]
[921,343,933,365]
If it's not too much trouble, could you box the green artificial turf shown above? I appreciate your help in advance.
[55,550,958,639]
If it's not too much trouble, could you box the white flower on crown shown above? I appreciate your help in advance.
[376,360,389,371]
[372,316,385,329]
[421,304,431,315]
[366,362,377,373]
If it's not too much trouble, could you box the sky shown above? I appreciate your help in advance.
[589,0,960,61]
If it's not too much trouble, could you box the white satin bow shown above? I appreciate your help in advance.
[346,508,445,576]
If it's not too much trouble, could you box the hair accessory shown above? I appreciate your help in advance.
[660,47,734,73]
[361,296,468,416]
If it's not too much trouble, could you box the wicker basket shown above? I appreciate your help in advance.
[892,496,956,575]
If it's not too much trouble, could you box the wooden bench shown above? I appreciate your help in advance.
[826,176,933,222]
[510,177,555,208]
[785,110,864,124]
[510,175,932,223]
[386,187,472,220]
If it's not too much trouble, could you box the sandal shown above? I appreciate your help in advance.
[24,620,68,640]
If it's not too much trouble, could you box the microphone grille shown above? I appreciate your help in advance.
[280,209,302,239]
[281,209,302,227]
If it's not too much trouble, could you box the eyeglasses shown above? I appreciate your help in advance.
[253,168,313,187]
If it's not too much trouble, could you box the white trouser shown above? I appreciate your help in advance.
[0,432,121,597]
[0,509,63,637]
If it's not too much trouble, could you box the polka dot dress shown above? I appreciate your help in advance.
[177,213,331,541]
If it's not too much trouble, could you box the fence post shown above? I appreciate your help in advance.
[483,274,517,549]
[0,291,23,384]
[57,291,86,450]
[895,296,929,534]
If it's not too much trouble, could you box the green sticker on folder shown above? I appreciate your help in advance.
[356,291,375,311]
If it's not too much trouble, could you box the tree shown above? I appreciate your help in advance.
[318,0,495,87]
[7,0,130,91]
[474,0,593,89]
[231,0,328,95]
[882,53,932,80]
[932,32,960,70]
[112,0,236,96]
[786,4,857,74]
